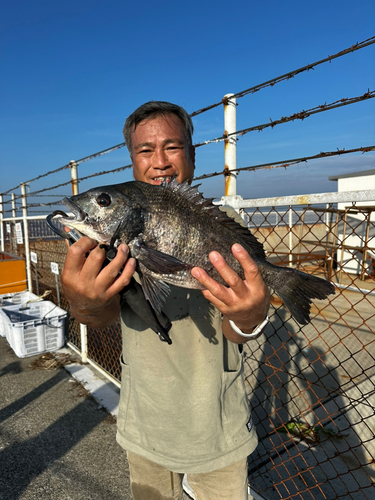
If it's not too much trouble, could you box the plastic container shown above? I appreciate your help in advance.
[0,301,67,358]
[0,292,41,337]
[0,291,40,306]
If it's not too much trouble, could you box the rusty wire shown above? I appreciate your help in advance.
[1,164,73,195]
[193,146,375,181]
[76,163,132,182]
[2,37,374,199]
[190,36,375,117]
[75,142,127,165]
[7,164,133,203]
[27,200,66,208]
[194,90,375,147]
[25,163,131,208]
[1,145,128,195]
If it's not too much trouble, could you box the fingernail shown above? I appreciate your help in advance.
[127,258,136,269]
[120,244,129,255]
[232,243,243,252]
[209,251,220,262]
[191,268,200,279]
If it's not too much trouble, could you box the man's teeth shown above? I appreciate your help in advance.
[153,177,171,182]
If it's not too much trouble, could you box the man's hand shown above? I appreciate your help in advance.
[61,237,136,328]
[191,243,270,343]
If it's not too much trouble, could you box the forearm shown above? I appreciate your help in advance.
[69,296,121,329]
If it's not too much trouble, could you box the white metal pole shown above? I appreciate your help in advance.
[21,183,33,292]
[223,94,237,197]
[69,160,88,363]
[0,194,4,253]
[11,193,16,218]
[70,160,79,196]
[288,207,293,267]
[11,193,17,254]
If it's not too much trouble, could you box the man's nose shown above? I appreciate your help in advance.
[152,148,170,169]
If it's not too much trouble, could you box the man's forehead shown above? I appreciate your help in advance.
[132,113,183,133]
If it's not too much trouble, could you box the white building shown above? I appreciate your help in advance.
[329,169,375,278]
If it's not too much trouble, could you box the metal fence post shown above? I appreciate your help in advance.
[224,94,237,197]
[288,207,293,267]
[20,183,32,292]
[11,193,16,218]
[11,193,16,254]
[0,194,4,253]
[69,160,88,363]
[70,160,79,196]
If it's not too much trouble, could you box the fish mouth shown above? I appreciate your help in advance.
[59,198,87,223]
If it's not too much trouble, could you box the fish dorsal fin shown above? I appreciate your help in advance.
[163,178,265,259]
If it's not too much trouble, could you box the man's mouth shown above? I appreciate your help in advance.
[152,176,172,185]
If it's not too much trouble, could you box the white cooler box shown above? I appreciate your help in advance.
[0,300,67,358]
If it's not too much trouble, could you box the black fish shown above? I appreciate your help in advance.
[55,177,335,325]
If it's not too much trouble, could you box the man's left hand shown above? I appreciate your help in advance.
[191,243,270,342]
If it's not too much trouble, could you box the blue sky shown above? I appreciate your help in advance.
[1,0,374,213]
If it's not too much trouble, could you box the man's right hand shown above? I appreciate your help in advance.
[61,237,136,328]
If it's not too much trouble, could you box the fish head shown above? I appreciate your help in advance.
[58,184,141,244]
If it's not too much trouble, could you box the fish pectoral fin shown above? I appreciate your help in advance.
[140,274,170,314]
[129,238,191,274]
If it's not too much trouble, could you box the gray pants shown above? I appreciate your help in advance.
[127,451,249,500]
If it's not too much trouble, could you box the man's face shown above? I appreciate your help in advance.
[130,114,195,185]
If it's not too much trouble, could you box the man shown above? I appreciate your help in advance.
[61,101,270,500]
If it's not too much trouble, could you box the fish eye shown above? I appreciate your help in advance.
[96,193,111,207]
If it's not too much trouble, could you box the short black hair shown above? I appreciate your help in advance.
[123,101,194,154]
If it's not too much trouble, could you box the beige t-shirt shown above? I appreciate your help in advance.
[116,284,258,474]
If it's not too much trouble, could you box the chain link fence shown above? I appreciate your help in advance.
[243,203,375,499]
[1,198,374,499]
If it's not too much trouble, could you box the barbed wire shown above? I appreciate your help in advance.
[26,194,69,197]
[77,163,132,182]
[75,143,127,165]
[27,200,66,208]
[1,147,129,196]
[194,90,375,147]
[193,145,375,181]
[7,163,133,204]
[1,37,374,196]
[190,36,375,117]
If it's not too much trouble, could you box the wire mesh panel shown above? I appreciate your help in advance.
[244,202,375,499]
[87,320,122,381]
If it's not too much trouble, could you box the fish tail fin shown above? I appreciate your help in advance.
[261,262,336,325]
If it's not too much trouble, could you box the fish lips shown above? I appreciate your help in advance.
[59,198,87,224]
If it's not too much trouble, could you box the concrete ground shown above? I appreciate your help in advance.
[0,337,199,500]
[0,336,132,500]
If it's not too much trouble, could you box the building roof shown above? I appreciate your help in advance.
[329,169,375,181]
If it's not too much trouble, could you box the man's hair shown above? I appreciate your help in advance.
[123,101,194,154]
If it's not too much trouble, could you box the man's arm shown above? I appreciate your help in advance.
[191,243,270,344]
[61,237,136,329]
